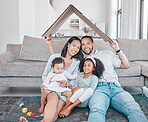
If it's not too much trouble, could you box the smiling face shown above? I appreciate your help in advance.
[81,38,94,55]
[52,63,64,74]
[83,60,95,75]
[67,40,81,57]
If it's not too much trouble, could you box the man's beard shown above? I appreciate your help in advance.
[83,47,93,55]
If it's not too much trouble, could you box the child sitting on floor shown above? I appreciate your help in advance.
[59,57,104,117]
[39,57,81,113]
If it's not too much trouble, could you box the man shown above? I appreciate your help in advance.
[81,36,147,122]
[46,35,148,122]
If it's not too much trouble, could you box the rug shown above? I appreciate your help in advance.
[0,95,148,122]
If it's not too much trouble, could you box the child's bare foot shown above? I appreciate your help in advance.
[60,107,72,117]
[59,105,68,117]
[39,105,44,114]
[19,116,28,122]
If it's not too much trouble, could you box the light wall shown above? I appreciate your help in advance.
[0,0,20,53]
[0,0,53,53]
[51,0,109,32]
[0,0,109,53]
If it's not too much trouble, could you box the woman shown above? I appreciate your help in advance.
[41,36,83,122]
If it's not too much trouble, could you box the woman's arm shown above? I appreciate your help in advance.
[42,54,59,81]
[46,34,56,55]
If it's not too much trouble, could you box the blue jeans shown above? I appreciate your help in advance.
[88,82,148,122]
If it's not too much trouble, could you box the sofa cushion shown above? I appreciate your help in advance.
[53,39,67,53]
[119,76,144,87]
[117,38,148,61]
[19,36,51,61]
[115,62,141,77]
[19,36,68,61]
[94,39,114,51]
[0,60,47,77]
[134,61,148,77]
[0,77,42,87]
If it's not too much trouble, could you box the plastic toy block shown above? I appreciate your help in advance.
[22,108,28,113]
[19,103,24,107]
[27,112,32,116]
[31,113,36,117]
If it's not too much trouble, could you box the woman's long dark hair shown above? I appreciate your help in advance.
[61,36,83,61]
[79,57,105,78]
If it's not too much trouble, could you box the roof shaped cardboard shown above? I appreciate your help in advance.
[42,4,113,42]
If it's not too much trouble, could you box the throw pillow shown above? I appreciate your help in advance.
[19,36,50,61]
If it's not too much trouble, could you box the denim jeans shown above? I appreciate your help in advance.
[88,82,148,122]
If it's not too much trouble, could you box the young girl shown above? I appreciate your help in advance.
[59,56,105,117]
[39,57,81,114]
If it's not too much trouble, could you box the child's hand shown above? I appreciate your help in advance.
[78,72,84,75]
[41,85,47,93]
[66,82,73,89]
[59,82,66,87]
[56,80,67,84]
[57,80,67,87]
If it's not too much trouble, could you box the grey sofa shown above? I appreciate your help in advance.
[0,36,148,90]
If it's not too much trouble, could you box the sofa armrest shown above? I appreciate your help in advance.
[0,44,22,65]
[0,51,13,65]
[6,44,22,59]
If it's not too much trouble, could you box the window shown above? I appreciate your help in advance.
[140,0,148,39]
[117,0,122,38]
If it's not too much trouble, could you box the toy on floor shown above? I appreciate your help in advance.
[22,108,28,113]
[31,113,36,117]
[19,103,24,107]
[27,112,32,116]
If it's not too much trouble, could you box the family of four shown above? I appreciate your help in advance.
[20,35,147,122]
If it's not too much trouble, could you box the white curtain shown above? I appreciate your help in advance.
[108,0,117,39]
[121,0,140,39]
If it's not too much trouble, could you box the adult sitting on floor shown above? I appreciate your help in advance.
[41,36,83,122]
[47,35,148,122]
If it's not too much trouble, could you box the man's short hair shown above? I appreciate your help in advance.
[81,36,93,43]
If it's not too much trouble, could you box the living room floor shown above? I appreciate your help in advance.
[0,86,143,96]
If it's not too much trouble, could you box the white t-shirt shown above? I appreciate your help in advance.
[84,50,121,86]
[42,70,77,92]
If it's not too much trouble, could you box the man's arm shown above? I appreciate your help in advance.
[45,34,56,55]
[109,40,130,68]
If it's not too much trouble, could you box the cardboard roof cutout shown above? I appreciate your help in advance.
[42,4,114,42]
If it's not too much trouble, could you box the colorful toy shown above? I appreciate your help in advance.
[22,108,28,113]
[19,103,24,107]
[27,112,32,116]
[31,113,36,117]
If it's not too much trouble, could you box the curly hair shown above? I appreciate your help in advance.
[79,57,104,78]
[61,36,84,61]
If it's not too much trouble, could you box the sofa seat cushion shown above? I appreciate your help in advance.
[134,61,148,77]
[119,76,144,87]
[115,62,141,77]
[0,60,47,77]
